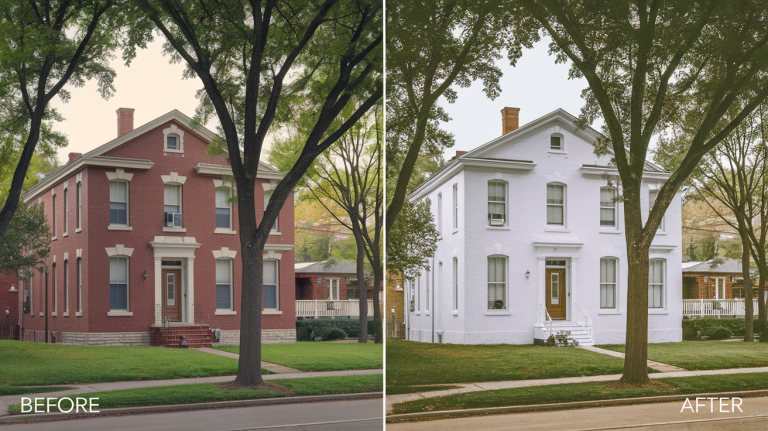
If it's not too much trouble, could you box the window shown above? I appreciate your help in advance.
[166,134,179,150]
[600,258,617,309]
[164,184,183,227]
[453,257,458,311]
[409,279,415,311]
[326,278,339,300]
[77,258,82,313]
[64,260,69,313]
[215,188,232,229]
[600,188,617,227]
[452,184,458,230]
[52,194,57,237]
[63,188,69,235]
[547,184,565,226]
[488,256,507,309]
[488,181,506,225]
[649,259,665,309]
[649,188,665,231]
[417,276,421,311]
[76,182,82,230]
[347,287,359,299]
[263,260,278,309]
[437,193,442,235]
[52,263,57,313]
[550,134,563,150]
[264,191,278,231]
[110,181,128,225]
[109,257,129,311]
[425,267,430,311]
[216,259,232,310]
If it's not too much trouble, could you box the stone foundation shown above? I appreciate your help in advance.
[212,329,296,346]
[60,332,151,346]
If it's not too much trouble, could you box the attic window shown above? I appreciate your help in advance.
[550,134,563,150]
[166,135,179,150]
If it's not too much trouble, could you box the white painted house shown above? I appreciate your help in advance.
[405,108,682,346]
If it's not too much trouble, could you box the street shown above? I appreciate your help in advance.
[388,395,768,430]
[1,399,383,431]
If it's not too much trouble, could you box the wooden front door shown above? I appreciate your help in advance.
[162,269,182,322]
[546,268,566,319]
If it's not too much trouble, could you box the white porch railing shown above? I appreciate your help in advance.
[683,299,760,318]
[296,300,377,318]
[576,303,593,340]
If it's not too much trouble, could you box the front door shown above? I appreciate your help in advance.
[162,269,182,322]
[546,268,566,319]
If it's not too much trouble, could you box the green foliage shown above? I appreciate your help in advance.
[387,199,439,281]
[686,235,719,262]
[682,319,746,340]
[709,327,734,340]
[296,320,363,341]
[0,201,50,278]
[214,342,382,372]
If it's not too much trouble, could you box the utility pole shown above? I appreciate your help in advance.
[44,264,49,343]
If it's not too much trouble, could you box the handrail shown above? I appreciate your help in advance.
[578,304,593,340]
[544,308,553,335]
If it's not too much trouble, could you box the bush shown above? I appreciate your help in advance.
[325,328,347,341]
[682,318,746,340]
[296,319,361,341]
[296,325,312,341]
[755,320,768,343]
[709,327,733,340]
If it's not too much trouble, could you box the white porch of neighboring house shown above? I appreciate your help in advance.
[683,298,761,318]
[295,299,377,319]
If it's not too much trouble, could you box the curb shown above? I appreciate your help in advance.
[0,392,383,424]
[386,389,768,422]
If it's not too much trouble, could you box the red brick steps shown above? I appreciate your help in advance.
[150,324,214,348]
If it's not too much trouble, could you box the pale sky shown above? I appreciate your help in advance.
[49,39,216,164]
[437,37,606,160]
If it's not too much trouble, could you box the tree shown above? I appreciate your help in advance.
[0,0,122,243]
[518,0,768,384]
[0,201,50,280]
[385,0,533,232]
[133,0,381,386]
[387,199,440,282]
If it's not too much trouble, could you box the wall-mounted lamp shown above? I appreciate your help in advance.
[143,270,148,280]
[526,270,530,279]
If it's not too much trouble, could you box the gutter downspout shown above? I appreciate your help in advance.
[431,257,435,344]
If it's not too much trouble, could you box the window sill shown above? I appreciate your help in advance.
[452,230,458,234]
[599,229,622,234]
[263,310,282,315]
[215,309,237,315]
[63,232,69,237]
[39,312,43,317]
[598,309,621,315]
[415,312,421,316]
[107,311,133,316]
[485,310,511,316]
[214,228,237,235]
[63,312,69,317]
[269,231,281,236]
[163,227,187,233]
[544,227,570,233]
[655,232,667,236]
[52,236,57,241]
[76,312,83,317]
[547,150,567,155]
[452,310,459,316]
[486,226,511,231]
[425,311,430,316]
[648,310,668,315]
[108,225,132,231]
[51,312,57,317]
[163,149,184,154]
[75,228,82,233]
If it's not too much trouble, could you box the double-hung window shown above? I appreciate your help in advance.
[216,259,232,310]
[77,258,82,313]
[437,193,442,235]
[215,188,232,229]
[600,188,617,227]
[487,256,507,309]
[488,181,506,225]
[547,184,565,226]
[263,260,278,309]
[453,257,458,311]
[52,194,57,237]
[452,184,458,230]
[649,188,665,231]
[326,278,339,300]
[109,257,129,311]
[164,184,183,227]
[76,182,82,230]
[63,188,69,235]
[52,263,57,313]
[600,258,617,309]
[110,181,128,225]
[264,191,278,231]
[649,259,665,309]
[64,260,69,313]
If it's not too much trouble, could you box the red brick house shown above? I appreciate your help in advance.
[20,109,295,346]
[0,272,20,339]
[682,258,754,299]
[295,261,372,301]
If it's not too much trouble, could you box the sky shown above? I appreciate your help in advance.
[48,39,216,164]
[436,37,605,160]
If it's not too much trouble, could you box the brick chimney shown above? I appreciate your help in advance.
[116,108,135,137]
[68,152,82,162]
[456,151,467,158]
[501,107,520,135]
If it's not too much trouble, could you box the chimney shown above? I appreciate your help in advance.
[501,107,520,135]
[456,151,467,158]
[68,152,82,162]
[116,108,135,137]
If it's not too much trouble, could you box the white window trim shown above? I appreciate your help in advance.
[64,258,69,315]
[546,183,567,229]
[599,187,619,232]
[76,175,82,233]
[326,278,340,300]
[215,258,235,312]
[549,132,566,153]
[452,257,458,313]
[648,258,667,312]
[599,257,621,313]
[487,255,509,312]
[425,268,430,312]
[52,262,57,315]
[437,193,442,236]
[108,178,131,229]
[487,180,508,227]
[76,252,83,316]
[107,255,131,315]
[452,183,458,232]
[51,189,57,239]
[262,185,279,233]
[648,184,666,233]
[163,125,185,153]
[264,259,280,311]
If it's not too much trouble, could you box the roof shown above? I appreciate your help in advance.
[295,260,362,275]
[682,258,743,273]
[23,110,284,202]
[409,108,671,201]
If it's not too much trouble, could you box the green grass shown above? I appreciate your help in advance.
[600,341,768,370]
[0,387,74,396]
[392,372,768,414]
[386,385,462,395]
[0,340,247,386]
[8,374,382,415]
[215,342,383,371]
[386,340,626,388]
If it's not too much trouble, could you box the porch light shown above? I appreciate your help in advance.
[143,270,148,280]
[526,270,530,279]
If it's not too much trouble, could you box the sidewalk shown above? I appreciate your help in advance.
[577,345,686,372]
[193,347,302,373]
[0,369,383,417]
[386,366,768,414]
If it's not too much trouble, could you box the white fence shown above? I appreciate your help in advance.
[683,299,760,318]
[296,300,378,319]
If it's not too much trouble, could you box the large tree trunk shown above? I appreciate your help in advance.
[757,248,766,323]
[742,233,754,342]
[354,229,368,343]
[372,270,382,343]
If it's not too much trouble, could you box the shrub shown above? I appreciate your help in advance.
[710,327,733,340]
[296,319,361,341]
[682,318,746,340]
[325,328,347,341]
[296,325,312,341]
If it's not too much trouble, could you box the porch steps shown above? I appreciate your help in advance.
[150,325,214,348]
[549,324,594,346]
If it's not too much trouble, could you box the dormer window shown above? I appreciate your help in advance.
[550,134,564,151]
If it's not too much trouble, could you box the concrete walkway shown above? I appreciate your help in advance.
[386,366,768,414]
[578,345,686,372]
[0,369,383,417]
[193,347,302,373]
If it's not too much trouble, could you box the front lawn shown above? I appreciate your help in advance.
[9,374,382,415]
[392,372,768,414]
[0,340,243,386]
[600,341,768,370]
[215,342,383,371]
[386,340,626,390]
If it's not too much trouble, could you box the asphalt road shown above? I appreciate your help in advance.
[1,399,383,431]
[388,395,768,430]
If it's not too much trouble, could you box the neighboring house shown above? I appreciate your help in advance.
[20,109,296,346]
[683,259,754,299]
[405,107,683,346]
[295,260,371,300]
[0,272,20,339]
[385,271,405,338]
